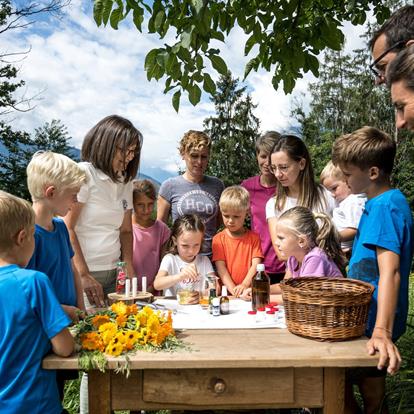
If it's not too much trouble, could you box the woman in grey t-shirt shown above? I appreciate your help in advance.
[157,130,224,256]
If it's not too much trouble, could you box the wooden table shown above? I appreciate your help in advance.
[43,329,378,413]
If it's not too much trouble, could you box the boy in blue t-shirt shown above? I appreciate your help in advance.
[0,190,74,414]
[332,126,413,414]
[26,151,87,321]
[26,151,87,402]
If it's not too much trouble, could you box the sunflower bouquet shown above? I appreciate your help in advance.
[72,302,185,374]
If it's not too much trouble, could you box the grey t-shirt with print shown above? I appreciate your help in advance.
[159,175,224,255]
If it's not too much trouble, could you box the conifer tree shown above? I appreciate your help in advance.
[204,72,260,187]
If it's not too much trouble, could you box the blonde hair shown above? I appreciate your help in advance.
[0,190,35,253]
[331,126,396,175]
[27,151,87,202]
[219,185,250,211]
[255,131,281,155]
[278,206,347,272]
[133,179,156,201]
[320,161,345,183]
[165,214,205,255]
[178,130,211,156]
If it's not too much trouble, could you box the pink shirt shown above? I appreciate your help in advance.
[132,220,171,290]
[287,247,343,278]
[241,176,284,274]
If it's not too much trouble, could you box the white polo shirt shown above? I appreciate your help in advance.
[76,162,133,271]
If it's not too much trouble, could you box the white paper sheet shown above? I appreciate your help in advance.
[154,298,286,330]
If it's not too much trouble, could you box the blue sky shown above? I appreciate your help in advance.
[4,0,368,181]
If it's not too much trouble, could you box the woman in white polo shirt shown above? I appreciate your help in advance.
[64,115,143,308]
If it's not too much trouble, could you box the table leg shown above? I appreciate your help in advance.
[323,367,345,414]
[89,370,112,414]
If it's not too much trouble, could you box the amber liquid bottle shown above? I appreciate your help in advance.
[251,263,270,311]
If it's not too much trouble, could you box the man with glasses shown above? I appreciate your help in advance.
[369,5,414,85]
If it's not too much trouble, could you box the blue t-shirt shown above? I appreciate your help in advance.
[27,218,76,306]
[0,265,71,414]
[348,189,413,340]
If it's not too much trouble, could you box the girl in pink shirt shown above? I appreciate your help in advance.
[271,206,346,297]
[132,180,170,294]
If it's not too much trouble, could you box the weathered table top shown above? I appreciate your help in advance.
[43,328,378,370]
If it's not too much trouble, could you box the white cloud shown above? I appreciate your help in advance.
[3,1,375,179]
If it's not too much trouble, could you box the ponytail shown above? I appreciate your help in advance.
[313,212,347,274]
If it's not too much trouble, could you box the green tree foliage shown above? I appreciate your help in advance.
[293,47,414,208]
[92,0,391,110]
[0,1,72,200]
[204,72,259,187]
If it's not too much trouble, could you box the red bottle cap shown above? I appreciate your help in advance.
[269,302,278,306]
[266,310,275,314]
[248,310,257,315]
[265,305,273,310]
[257,307,266,312]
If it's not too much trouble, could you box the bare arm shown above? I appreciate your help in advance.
[234,257,262,296]
[51,328,74,357]
[339,227,357,242]
[367,248,401,375]
[153,264,199,290]
[215,260,237,295]
[157,195,171,223]
[72,260,85,311]
[270,269,291,294]
[120,209,134,278]
[63,202,104,307]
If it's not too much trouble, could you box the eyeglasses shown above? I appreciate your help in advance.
[269,164,291,174]
[369,40,406,79]
[117,146,136,158]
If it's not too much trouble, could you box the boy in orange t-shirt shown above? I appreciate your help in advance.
[212,186,263,297]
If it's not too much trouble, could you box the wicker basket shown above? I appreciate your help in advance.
[280,277,374,341]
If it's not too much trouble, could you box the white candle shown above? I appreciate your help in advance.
[132,277,138,297]
[142,276,147,292]
[125,279,131,297]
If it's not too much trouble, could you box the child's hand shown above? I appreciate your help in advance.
[62,305,83,323]
[240,287,252,301]
[179,263,199,282]
[367,328,401,375]
[232,284,246,297]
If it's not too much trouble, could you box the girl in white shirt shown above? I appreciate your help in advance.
[154,214,216,303]
[266,135,336,255]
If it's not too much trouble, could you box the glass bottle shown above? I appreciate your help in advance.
[220,286,230,315]
[208,288,217,314]
[116,261,127,294]
[251,263,270,311]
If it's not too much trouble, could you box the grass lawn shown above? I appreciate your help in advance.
[63,278,414,414]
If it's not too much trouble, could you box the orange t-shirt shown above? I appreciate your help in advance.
[212,229,263,285]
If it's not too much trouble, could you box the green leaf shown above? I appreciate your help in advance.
[132,8,144,31]
[110,5,123,30]
[102,0,113,26]
[180,29,192,49]
[209,55,228,76]
[188,84,202,106]
[244,33,256,56]
[243,58,256,80]
[156,50,169,68]
[203,73,216,94]
[211,31,225,42]
[154,10,165,32]
[93,0,104,26]
[191,0,204,14]
[144,49,158,72]
[172,90,181,112]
